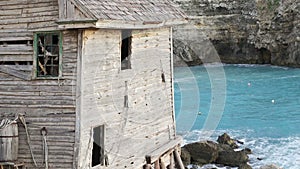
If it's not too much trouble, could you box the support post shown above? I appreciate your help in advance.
[154,160,160,169]
[174,148,185,169]
[168,150,174,169]
[160,159,166,169]
[143,156,152,169]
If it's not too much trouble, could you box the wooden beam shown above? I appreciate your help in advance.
[58,22,96,29]
[0,55,32,62]
[95,19,188,29]
[73,29,82,169]
[56,19,97,24]
[58,19,187,29]
[154,160,160,169]
[0,65,32,80]
[146,136,182,164]
[169,152,174,169]
[160,159,166,169]
[174,148,185,169]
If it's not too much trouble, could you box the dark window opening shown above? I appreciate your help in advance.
[92,125,105,167]
[36,33,60,77]
[121,30,132,70]
[0,40,33,46]
[0,61,32,65]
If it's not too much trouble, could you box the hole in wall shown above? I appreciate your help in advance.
[92,125,105,167]
[161,73,166,83]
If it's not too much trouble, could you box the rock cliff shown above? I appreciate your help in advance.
[172,0,300,67]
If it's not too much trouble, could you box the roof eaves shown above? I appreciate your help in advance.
[95,18,188,29]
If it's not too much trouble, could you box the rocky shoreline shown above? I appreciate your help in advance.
[172,0,300,67]
[180,133,282,169]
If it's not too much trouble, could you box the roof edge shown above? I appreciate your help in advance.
[95,19,188,29]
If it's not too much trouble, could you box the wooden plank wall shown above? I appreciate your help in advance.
[0,0,59,41]
[0,1,79,168]
[0,0,60,72]
[58,0,89,20]
[0,30,78,169]
[79,28,175,169]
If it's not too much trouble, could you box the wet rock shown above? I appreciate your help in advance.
[239,163,252,169]
[180,147,191,166]
[217,133,239,149]
[259,164,283,169]
[182,141,219,165]
[257,157,263,161]
[242,148,252,155]
[181,133,253,168]
[216,144,249,167]
[236,140,244,145]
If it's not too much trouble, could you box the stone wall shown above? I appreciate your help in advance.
[172,0,300,67]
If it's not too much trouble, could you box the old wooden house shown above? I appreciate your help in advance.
[0,0,187,168]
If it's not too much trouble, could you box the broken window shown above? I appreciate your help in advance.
[121,30,132,70]
[92,125,105,167]
[35,32,61,77]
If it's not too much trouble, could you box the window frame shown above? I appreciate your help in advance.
[33,31,62,79]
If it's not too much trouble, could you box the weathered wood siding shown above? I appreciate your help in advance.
[0,0,60,70]
[0,30,78,168]
[79,28,175,169]
[58,0,90,21]
[0,0,59,41]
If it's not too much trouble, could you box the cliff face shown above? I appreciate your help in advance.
[172,0,300,67]
[254,0,300,67]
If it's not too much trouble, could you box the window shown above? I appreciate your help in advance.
[35,32,61,77]
[92,125,105,167]
[121,30,132,70]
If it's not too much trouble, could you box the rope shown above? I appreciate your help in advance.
[41,128,48,169]
[18,115,38,167]
[0,116,18,130]
[1,114,49,169]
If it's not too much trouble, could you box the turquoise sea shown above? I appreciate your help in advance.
[174,64,300,169]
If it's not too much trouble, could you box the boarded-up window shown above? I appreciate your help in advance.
[35,32,61,77]
[121,30,132,70]
[92,125,105,167]
[0,40,33,80]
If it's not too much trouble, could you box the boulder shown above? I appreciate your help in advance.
[259,164,283,169]
[242,148,252,154]
[180,147,191,166]
[181,133,252,168]
[239,163,252,169]
[216,144,249,167]
[182,141,219,165]
[217,133,239,149]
